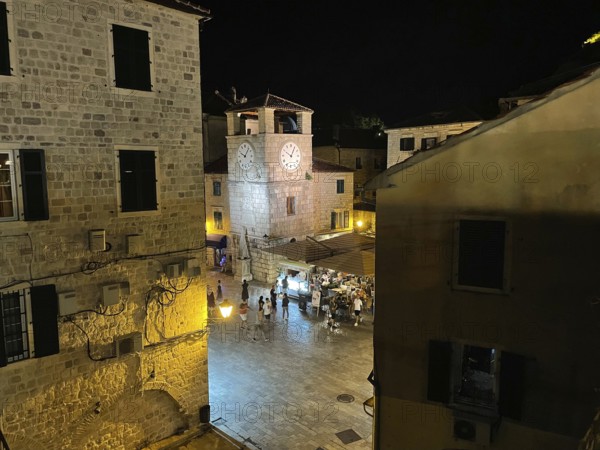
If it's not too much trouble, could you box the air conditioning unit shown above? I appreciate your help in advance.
[58,291,78,316]
[453,418,491,445]
[89,229,106,252]
[102,283,121,307]
[166,263,181,279]
[114,332,143,357]
[184,258,201,277]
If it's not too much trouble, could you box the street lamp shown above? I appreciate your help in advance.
[219,299,233,318]
[356,220,364,228]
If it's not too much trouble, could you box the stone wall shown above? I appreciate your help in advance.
[0,1,208,448]
[313,145,386,190]
[313,171,354,233]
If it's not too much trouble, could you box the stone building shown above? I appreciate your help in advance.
[203,93,355,281]
[367,67,600,449]
[0,1,210,449]
[385,107,482,168]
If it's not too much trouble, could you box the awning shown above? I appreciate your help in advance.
[267,232,375,263]
[313,249,375,276]
[278,258,315,272]
[206,234,227,249]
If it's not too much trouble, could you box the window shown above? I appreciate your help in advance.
[355,157,362,169]
[118,150,157,212]
[286,196,296,215]
[421,137,438,150]
[111,24,152,91]
[213,210,223,230]
[0,149,49,221]
[454,218,509,293]
[336,179,345,194]
[20,149,49,220]
[213,181,221,196]
[0,151,16,220]
[330,210,349,230]
[0,2,10,76]
[427,340,527,420]
[374,158,383,170]
[0,285,59,367]
[400,137,415,151]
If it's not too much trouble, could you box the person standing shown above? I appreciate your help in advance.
[216,280,223,304]
[353,295,363,326]
[281,293,289,320]
[270,286,277,321]
[263,295,272,322]
[238,299,249,329]
[282,276,289,294]
[241,279,249,302]
[254,298,267,341]
[207,287,216,318]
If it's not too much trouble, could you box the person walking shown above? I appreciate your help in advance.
[353,295,363,326]
[216,280,223,304]
[327,297,338,332]
[263,295,272,322]
[281,293,289,320]
[241,279,249,302]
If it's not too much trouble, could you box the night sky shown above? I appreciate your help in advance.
[197,0,600,125]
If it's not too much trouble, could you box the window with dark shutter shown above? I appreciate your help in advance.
[213,181,221,196]
[456,219,506,291]
[119,150,157,212]
[20,149,49,220]
[400,137,415,151]
[0,2,10,76]
[421,137,438,150]
[499,352,527,420]
[330,212,336,230]
[112,24,151,91]
[30,285,59,358]
[355,157,362,169]
[427,340,452,403]
[336,179,344,194]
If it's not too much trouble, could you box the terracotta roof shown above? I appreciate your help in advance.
[225,93,313,113]
[204,155,228,174]
[388,106,481,129]
[144,0,211,16]
[312,158,354,173]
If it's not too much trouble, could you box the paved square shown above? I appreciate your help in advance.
[207,270,374,450]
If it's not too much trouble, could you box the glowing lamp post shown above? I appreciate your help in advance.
[356,220,364,228]
[219,299,233,319]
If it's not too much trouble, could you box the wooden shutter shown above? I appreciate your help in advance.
[30,285,59,358]
[20,149,49,221]
[112,25,151,91]
[331,212,336,230]
[458,219,506,289]
[499,351,526,420]
[427,340,452,403]
[0,2,9,76]
[119,150,157,212]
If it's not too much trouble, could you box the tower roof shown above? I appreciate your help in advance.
[225,93,313,114]
[144,0,211,16]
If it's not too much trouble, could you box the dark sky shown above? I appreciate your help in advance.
[198,0,600,125]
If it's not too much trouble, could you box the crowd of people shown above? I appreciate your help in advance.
[207,273,372,340]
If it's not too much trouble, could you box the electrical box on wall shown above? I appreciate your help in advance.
[126,234,142,255]
[58,291,78,316]
[89,230,106,252]
[102,283,121,306]
[166,263,181,279]
[114,332,143,357]
[184,258,201,277]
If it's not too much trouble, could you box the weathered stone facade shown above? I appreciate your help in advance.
[0,1,209,449]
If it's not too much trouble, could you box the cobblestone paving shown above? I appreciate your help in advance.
[206,270,374,450]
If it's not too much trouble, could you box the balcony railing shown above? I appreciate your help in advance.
[581,409,600,450]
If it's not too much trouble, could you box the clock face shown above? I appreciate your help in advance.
[237,142,255,170]
[279,142,302,171]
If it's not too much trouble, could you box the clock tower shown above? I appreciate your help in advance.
[225,93,314,281]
